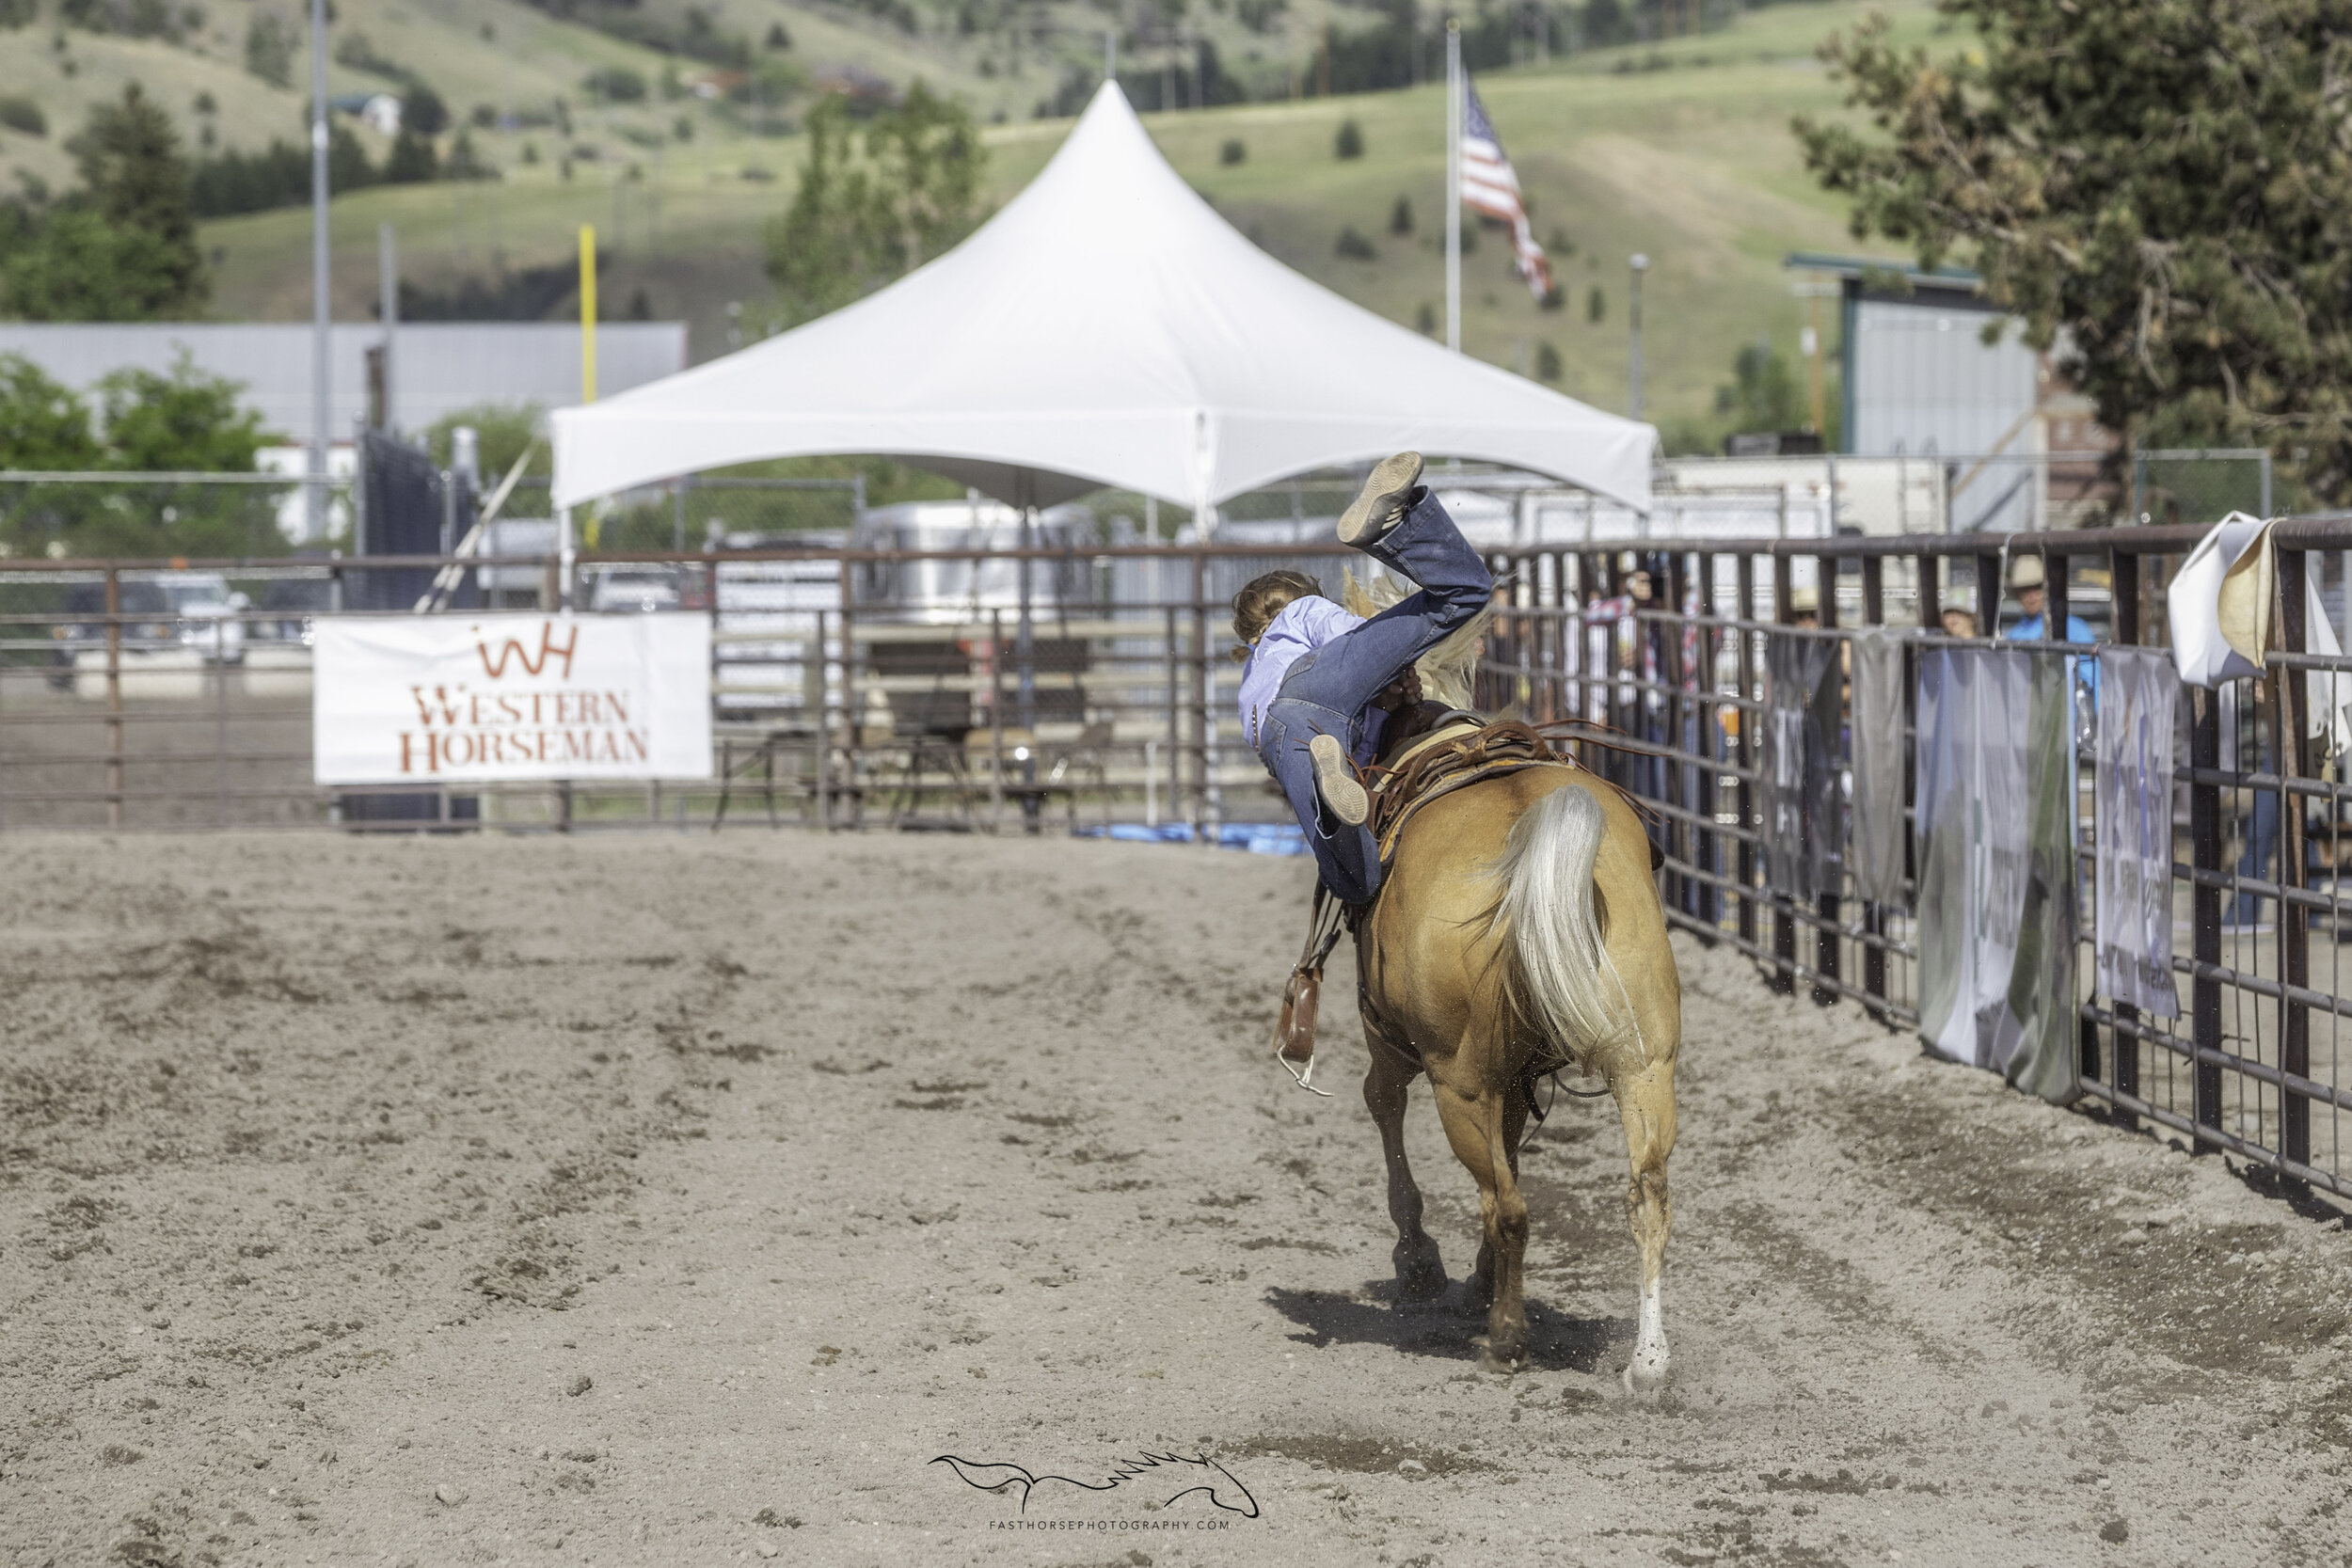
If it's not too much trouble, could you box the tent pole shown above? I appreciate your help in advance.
[307,0,330,543]
[1445,19,1462,355]
[556,506,574,610]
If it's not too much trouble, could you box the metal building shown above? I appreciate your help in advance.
[1789,252,2043,532]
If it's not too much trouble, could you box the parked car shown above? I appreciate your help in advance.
[152,573,249,663]
[48,580,173,688]
[47,574,247,690]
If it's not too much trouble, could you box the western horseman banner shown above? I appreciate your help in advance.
[313,614,713,784]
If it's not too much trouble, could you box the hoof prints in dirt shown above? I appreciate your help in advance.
[1239,1433,1493,1478]
[0,838,799,1568]
[1263,1285,1620,1373]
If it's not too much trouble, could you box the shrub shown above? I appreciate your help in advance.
[1219,137,1244,166]
[1336,225,1376,261]
[583,66,647,103]
[1535,341,1563,382]
[0,95,44,136]
[1334,118,1363,159]
[1389,195,1412,234]
[403,84,450,135]
[382,129,438,184]
[243,9,293,87]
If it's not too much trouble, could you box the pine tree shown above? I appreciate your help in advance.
[1,83,208,320]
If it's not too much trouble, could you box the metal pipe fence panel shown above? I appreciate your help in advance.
[5,520,2352,1209]
[0,543,1349,836]
[1477,525,2352,1203]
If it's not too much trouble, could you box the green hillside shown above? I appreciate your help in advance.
[4,0,1948,444]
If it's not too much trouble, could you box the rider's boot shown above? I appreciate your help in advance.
[1337,451,1425,547]
[1309,734,1369,826]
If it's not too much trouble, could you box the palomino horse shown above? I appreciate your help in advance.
[1352,762,1679,1388]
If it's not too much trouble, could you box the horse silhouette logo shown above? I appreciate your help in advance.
[930,1449,1260,1516]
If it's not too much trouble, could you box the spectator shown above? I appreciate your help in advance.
[2003,555,2099,705]
[2003,556,2095,643]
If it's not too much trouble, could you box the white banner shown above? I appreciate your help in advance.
[1915,647,2031,1069]
[313,613,712,784]
[2094,647,2181,1018]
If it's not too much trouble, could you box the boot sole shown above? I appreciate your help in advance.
[1310,734,1370,826]
[1337,451,1425,546]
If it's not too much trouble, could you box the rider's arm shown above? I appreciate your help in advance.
[1286,596,1365,650]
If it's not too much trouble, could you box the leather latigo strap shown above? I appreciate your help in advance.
[1365,718,1563,863]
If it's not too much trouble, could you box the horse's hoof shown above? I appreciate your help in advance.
[1396,1264,1448,1303]
[1393,1240,1447,1302]
[1621,1351,1670,1395]
[1476,1343,1523,1375]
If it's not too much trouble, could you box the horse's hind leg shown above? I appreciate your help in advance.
[1363,1039,1447,1301]
[1431,1078,1528,1371]
[1613,1053,1676,1391]
[1467,1089,1528,1311]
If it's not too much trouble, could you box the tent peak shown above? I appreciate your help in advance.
[550,81,1655,513]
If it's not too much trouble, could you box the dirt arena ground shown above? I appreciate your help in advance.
[5,832,2352,1568]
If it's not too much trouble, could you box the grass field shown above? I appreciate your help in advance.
[5,0,1952,442]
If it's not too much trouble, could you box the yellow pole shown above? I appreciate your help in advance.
[579,223,597,404]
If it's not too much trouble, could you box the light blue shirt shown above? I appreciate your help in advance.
[1238,595,1363,752]
[2006,610,2100,703]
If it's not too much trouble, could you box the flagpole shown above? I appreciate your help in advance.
[1445,19,1461,354]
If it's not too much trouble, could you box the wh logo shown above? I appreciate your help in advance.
[473,622,578,680]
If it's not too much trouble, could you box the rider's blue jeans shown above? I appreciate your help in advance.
[1255,491,1493,904]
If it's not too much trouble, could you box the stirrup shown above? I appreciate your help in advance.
[1278,1047,1333,1097]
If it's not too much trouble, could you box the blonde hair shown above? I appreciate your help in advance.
[1231,570,1322,662]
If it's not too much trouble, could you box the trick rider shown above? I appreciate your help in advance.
[1232,452,1494,907]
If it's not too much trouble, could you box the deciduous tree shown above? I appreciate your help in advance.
[1796,0,2352,499]
[764,83,986,328]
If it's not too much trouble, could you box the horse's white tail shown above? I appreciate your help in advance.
[1495,783,1640,1064]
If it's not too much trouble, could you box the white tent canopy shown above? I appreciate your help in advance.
[551,83,1655,517]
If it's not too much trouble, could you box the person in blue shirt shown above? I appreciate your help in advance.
[2003,554,2100,705]
[1232,451,1493,905]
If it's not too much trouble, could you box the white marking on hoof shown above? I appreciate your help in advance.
[1622,1276,1669,1393]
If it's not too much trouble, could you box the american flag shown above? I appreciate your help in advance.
[1460,75,1551,299]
